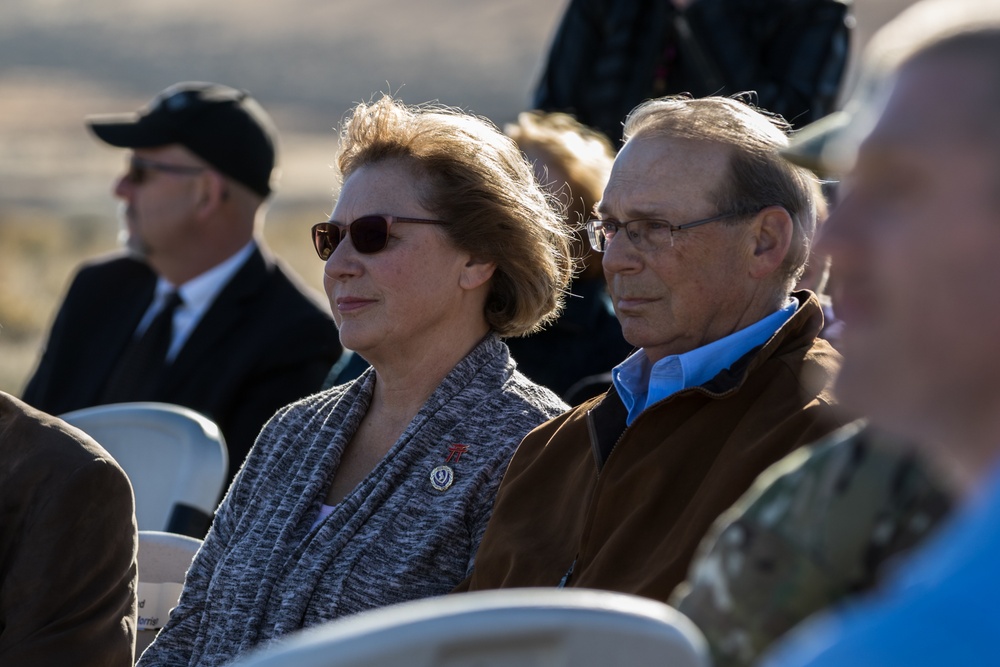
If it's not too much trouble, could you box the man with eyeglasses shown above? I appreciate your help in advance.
[22,82,340,520]
[456,95,849,603]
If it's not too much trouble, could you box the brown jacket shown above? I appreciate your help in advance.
[0,391,137,666]
[458,292,848,602]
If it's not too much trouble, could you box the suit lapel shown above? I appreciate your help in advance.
[161,247,271,393]
[84,266,157,404]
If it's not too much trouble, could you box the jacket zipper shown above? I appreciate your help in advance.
[563,296,815,584]
[562,384,738,587]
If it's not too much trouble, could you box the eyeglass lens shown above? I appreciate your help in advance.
[311,215,448,259]
[312,216,391,259]
[587,220,606,252]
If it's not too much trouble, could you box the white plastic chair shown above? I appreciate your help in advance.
[228,588,711,667]
[134,530,202,661]
[60,401,228,537]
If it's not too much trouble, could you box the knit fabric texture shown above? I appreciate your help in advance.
[138,334,567,667]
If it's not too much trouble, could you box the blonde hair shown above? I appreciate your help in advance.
[504,111,615,226]
[337,95,573,337]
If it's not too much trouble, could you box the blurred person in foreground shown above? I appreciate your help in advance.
[503,110,633,401]
[21,82,340,497]
[136,94,573,667]
[672,416,952,667]
[456,94,849,600]
[794,194,844,350]
[752,1,1000,664]
[0,390,137,665]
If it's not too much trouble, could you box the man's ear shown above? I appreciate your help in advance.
[459,256,497,291]
[747,205,794,279]
[194,171,228,217]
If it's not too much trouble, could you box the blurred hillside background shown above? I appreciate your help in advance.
[0,0,916,395]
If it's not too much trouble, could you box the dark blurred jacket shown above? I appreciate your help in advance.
[22,247,340,484]
[0,391,137,666]
[535,0,852,142]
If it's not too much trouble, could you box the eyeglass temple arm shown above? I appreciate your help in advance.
[669,212,742,246]
[671,211,740,231]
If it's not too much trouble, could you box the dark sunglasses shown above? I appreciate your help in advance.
[311,215,447,259]
[125,156,206,185]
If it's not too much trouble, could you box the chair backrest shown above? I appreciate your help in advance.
[228,588,711,667]
[60,402,227,536]
[135,530,202,661]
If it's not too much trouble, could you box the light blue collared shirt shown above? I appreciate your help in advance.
[136,241,257,361]
[612,299,798,425]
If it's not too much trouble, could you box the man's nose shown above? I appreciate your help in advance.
[113,171,133,200]
[601,231,643,275]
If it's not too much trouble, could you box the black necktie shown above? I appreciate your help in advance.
[100,291,184,402]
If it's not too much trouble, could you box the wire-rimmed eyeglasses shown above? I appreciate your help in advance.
[585,211,745,252]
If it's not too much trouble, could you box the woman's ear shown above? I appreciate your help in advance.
[747,205,794,279]
[459,256,497,291]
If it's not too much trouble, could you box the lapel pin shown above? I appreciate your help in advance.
[430,444,470,492]
[430,465,454,491]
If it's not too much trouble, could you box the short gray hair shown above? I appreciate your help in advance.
[623,95,822,291]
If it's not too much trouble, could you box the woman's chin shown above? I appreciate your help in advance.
[337,327,377,358]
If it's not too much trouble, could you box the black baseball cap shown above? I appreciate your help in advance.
[86,81,277,198]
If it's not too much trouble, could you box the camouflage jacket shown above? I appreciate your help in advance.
[670,419,952,667]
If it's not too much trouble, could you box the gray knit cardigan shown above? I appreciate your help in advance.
[137,334,567,667]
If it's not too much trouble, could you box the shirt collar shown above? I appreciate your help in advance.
[151,240,257,360]
[613,298,798,425]
[168,240,256,311]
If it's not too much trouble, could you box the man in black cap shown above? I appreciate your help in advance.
[22,82,340,515]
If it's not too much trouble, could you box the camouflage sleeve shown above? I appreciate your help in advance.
[669,419,952,667]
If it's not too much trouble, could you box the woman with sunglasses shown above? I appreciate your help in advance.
[138,94,574,667]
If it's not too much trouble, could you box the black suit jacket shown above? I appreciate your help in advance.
[22,247,340,484]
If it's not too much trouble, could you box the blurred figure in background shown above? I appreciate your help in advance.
[534,0,853,144]
[504,110,633,401]
[1,389,137,666]
[21,82,340,490]
[137,94,573,667]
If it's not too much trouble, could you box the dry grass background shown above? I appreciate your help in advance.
[0,0,917,395]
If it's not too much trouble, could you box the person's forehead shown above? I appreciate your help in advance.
[334,160,432,217]
[618,133,730,168]
[602,135,727,213]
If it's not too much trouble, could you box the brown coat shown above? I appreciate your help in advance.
[0,391,137,666]
[458,292,848,602]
